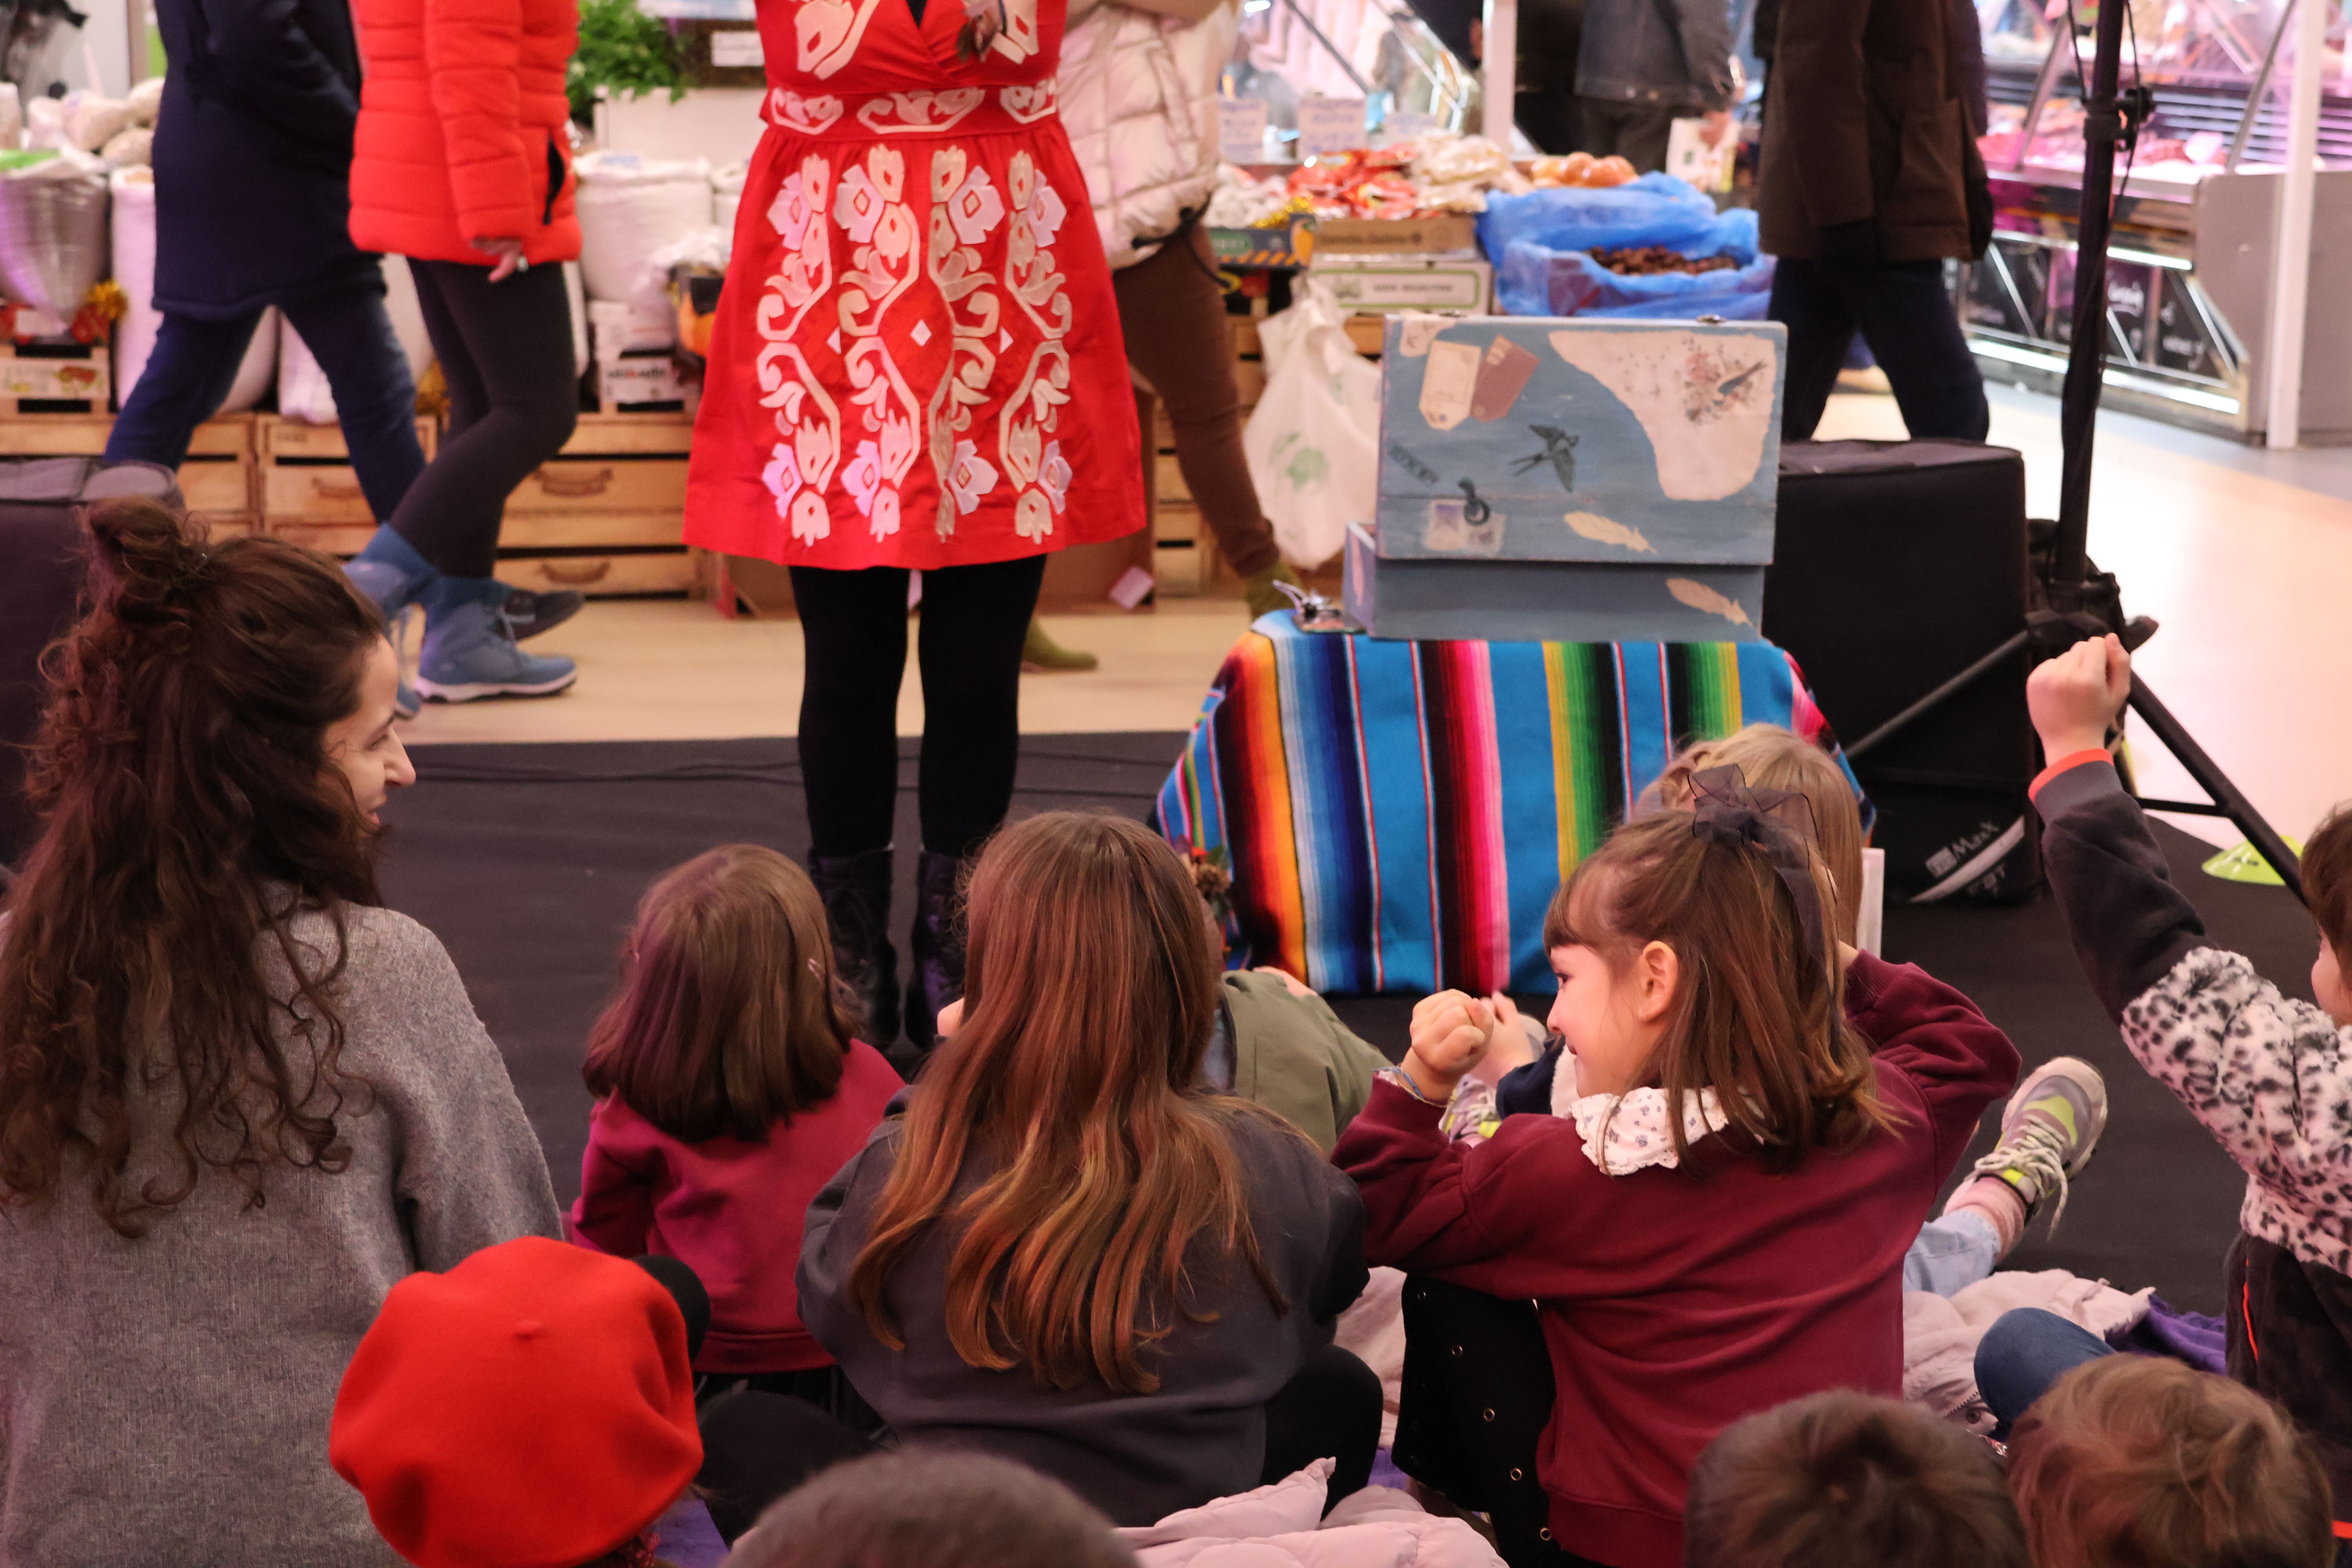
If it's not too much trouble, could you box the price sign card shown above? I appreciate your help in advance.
[1218,96,1269,163]
[1298,96,1369,156]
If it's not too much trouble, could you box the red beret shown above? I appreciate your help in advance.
[330,1237,703,1568]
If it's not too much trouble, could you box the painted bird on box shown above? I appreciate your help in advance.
[1512,426,1580,495]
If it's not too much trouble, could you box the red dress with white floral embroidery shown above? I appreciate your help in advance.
[683,0,1145,569]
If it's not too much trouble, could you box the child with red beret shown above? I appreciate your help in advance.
[330,1237,711,1568]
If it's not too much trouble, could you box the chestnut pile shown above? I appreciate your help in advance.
[1588,245,1740,276]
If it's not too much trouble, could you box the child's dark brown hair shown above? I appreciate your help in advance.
[727,1450,1136,1568]
[1684,1390,2029,1568]
[2303,804,2352,960]
[1544,798,1885,1172]
[2006,1354,2334,1568]
[583,845,858,1143]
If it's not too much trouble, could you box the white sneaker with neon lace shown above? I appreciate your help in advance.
[1969,1056,2109,1231]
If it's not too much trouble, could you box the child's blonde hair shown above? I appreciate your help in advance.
[582,844,858,1142]
[1647,725,1866,947]
[2007,1354,2334,1568]
[1544,793,1886,1173]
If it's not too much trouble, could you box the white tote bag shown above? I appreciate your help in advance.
[1242,279,1380,569]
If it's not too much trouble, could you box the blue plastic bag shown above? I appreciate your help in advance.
[1481,175,1777,319]
[1475,173,1724,259]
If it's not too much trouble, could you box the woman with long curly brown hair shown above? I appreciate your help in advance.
[0,498,559,1567]
[791,812,1376,1528]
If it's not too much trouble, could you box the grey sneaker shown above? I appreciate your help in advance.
[1967,1056,2109,1231]
[416,586,578,703]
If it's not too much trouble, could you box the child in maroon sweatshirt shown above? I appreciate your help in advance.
[1335,772,2019,1568]
[568,845,902,1392]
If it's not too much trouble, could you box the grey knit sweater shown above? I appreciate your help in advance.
[0,904,562,1568]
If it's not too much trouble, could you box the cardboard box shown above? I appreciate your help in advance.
[1371,315,1786,564]
[1207,219,1315,270]
[590,298,675,358]
[1312,258,1492,314]
[1312,214,1481,256]
[1341,522,1765,642]
[0,348,107,404]
[599,351,689,408]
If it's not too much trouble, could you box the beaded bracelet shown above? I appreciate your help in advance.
[1381,1064,1445,1106]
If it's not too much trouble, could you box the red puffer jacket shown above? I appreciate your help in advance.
[348,0,581,265]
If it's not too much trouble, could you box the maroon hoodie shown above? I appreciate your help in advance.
[568,1040,903,1374]
[1334,953,2017,1567]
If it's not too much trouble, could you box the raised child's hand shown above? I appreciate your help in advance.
[1470,992,1541,1081]
[2027,633,2131,761]
[1406,989,1494,1096]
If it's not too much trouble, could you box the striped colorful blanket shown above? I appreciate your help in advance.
[1154,616,1859,996]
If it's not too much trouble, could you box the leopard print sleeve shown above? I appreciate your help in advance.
[2121,947,2352,1275]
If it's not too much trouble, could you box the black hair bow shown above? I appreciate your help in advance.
[1686,765,1829,964]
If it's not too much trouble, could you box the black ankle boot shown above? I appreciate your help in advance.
[808,848,900,1047]
[905,848,971,1053]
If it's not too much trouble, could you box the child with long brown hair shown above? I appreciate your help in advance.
[794,812,1376,1528]
[1336,769,2021,1568]
[569,844,902,1401]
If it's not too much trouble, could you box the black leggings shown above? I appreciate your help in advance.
[389,260,579,579]
[789,555,1046,860]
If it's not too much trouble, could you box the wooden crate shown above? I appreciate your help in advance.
[0,411,256,526]
[259,416,440,527]
[0,341,109,414]
[260,412,704,599]
[513,413,701,597]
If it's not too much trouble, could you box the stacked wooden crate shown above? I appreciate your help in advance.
[258,411,703,597]
[1149,311,1383,597]
[494,414,701,597]
[0,412,256,537]
[256,416,437,553]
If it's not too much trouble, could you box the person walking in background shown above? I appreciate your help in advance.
[110,0,423,541]
[1757,0,1990,440]
[1059,0,1303,642]
[343,0,587,705]
[1575,0,1736,172]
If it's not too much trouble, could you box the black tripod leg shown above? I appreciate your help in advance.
[2126,678,2305,904]
[1843,629,2036,762]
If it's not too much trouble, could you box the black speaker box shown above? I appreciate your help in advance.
[1764,440,2041,903]
[1,460,181,870]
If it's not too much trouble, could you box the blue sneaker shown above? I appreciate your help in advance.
[414,579,578,702]
[344,528,441,624]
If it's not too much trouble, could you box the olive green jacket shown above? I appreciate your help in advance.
[1216,971,1392,1155]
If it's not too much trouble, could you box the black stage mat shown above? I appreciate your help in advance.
[379,734,2317,1315]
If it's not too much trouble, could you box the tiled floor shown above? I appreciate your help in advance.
[402,385,2352,849]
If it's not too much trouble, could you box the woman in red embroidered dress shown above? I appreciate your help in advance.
[686,0,1145,1056]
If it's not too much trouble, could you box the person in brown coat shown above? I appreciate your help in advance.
[1757,0,1991,441]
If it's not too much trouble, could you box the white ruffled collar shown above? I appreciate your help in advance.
[1551,1058,1730,1175]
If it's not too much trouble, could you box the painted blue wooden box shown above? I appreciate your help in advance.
[1341,523,1765,643]
[1372,316,1788,566]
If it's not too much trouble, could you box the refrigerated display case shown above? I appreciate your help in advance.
[1958,0,2352,439]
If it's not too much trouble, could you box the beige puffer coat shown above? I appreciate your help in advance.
[1057,0,1238,270]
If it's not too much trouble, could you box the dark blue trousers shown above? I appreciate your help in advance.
[107,273,424,523]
